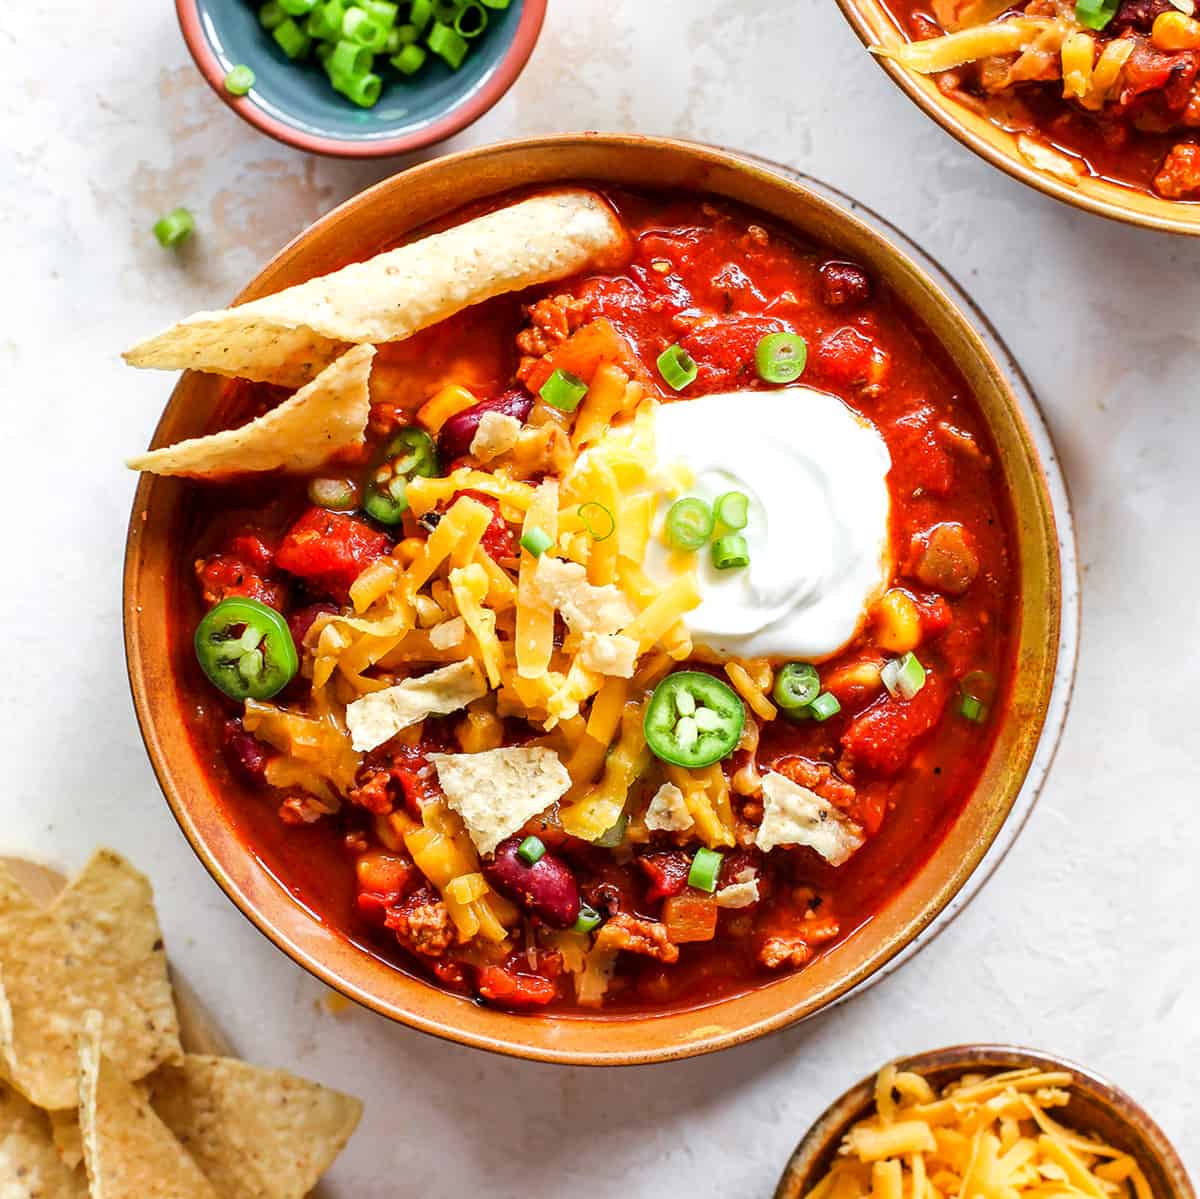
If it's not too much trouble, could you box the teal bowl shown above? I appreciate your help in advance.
[176,0,546,157]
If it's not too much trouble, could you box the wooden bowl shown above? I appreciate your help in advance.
[123,134,1062,1064]
[834,0,1200,236]
[774,1045,1196,1198]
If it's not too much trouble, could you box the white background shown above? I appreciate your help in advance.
[2,0,1197,1192]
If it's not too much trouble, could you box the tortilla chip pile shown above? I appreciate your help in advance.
[0,849,361,1198]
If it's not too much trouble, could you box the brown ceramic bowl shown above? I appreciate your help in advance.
[835,0,1200,236]
[775,1044,1196,1198]
[123,134,1061,1064]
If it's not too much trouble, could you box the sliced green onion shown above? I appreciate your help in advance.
[152,207,194,249]
[279,0,318,14]
[427,20,469,68]
[688,847,723,893]
[539,368,588,412]
[386,22,419,50]
[657,344,698,391]
[755,332,808,384]
[362,0,399,27]
[517,835,546,865]
[391,43,427,72]
[329,39,373,77]
[307,477,357,511]
[809,692,842,722]
[664,497,714,553]
[480,0,510,6]
[881,652,926,701]
[223,65,256,95]
[343,7,386,48]
[432,0,465,19]
[259,1,287,29]
[713,490,749,531]
[520,526,554,557]
[578,502,615,542]
[406,0,434,29]
[334,69,382,106]
[273,17,313,58]
[594,812,628,848]
[957,670,993,723]
[773,662,820,713]
[455,1,488,36]
[959,693,987,723]
[307,0,346,37]
[573,903,602,933]
[711,533,750,571]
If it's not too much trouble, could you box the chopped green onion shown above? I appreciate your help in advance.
[279,0,318,14]
[520,526,554,557]
[810,692,842,722]
[755,332,808,384]
[539,368,588,412]
[1075,0,1118,28]
[480,0,510,6]
[688,847,723,893]
[307,0,346,38]
[573,903,602,933]
[391,43,427,72]
[223,64,256,95]
[517,835,546,865]
[343,7,386,48]
[957,670,993,723]
[664,497,714,553]
[386,22,419,50]
[329,39,372,77]
[959,693,987,723]
[881,652,926,701]
[578,502,615,542]
[455,1,488,36]
[152,207,194,249]
[361,0,399,27]
[711,533,750,571]
[713,490,749,532]
[594,812,628,848]
[427,20,469,68]
[432,0,465,19]
[273,17,313,58]
[259,1,287,29]
[406,0,434,29]
[657,344,698,391]
[307,477,358,511]
[334,69,382,106]
[773,662,820,713]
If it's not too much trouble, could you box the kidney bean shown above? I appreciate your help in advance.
[483,836,580,929]
[819,261,872,309]
[437,389,533,461]
[287,601,338,650]
[220,718,269,782]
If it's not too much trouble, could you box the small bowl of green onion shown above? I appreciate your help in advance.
[176,0,546,158]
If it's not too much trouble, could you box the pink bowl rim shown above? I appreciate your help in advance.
[175,0,547,159]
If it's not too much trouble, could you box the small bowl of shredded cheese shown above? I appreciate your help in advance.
[775,1046,1194,1199]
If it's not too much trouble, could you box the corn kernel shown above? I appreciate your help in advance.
[1153,10,1200,50]
[873,589,922,654]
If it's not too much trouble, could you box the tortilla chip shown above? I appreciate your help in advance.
[0,1084,87,1197]
[144,1055,362,1199]
[127,343,374,477]
[124,190,628,386]
[49,1106,84,1171]
[0,851,181,1110]
[78,1012,218,1199]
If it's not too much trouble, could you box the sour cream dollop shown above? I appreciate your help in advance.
[643,389,892,661]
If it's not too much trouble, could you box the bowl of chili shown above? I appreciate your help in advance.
[124,134,1063,1064]
[775,1045,1195,1199]
[836,0,1200,234]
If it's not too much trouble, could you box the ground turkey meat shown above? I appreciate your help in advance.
[385,888,454,958]
[595,913,680,964]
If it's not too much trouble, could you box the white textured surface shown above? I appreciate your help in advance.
[1,0,1198,1192]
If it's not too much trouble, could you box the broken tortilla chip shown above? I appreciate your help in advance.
[127,343,374,477]
[0,851,180,1111]
[144,1055,362,1199]
[0,1084,87,1197]
[78,1011,219,1199]
[49,1105,84,1171]
[123,190,629,386]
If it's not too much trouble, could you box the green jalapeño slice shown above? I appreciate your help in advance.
[194,597,299,701]
[643,671,745,769]
[363,428,440,525]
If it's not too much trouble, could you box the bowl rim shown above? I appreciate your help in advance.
[833,0,1200,237]
[123,132,1062,1065]
[773,1043,1197,1199]
[174,0,547,159]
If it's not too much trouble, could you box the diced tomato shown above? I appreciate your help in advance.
[661,891,718,943]
[476,964,559,1007]
[356,849,416,899]
[430,959,470,992]
[678,316,789,391]
[840,672,948,777]
[453,490,516,561]
[195,554,288,611]
[637,851,691,904]
[911,591,952,638]
[811,326,882,387]
[888,405,955,496]
[274,508,390,603]
[227,531,276,573]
